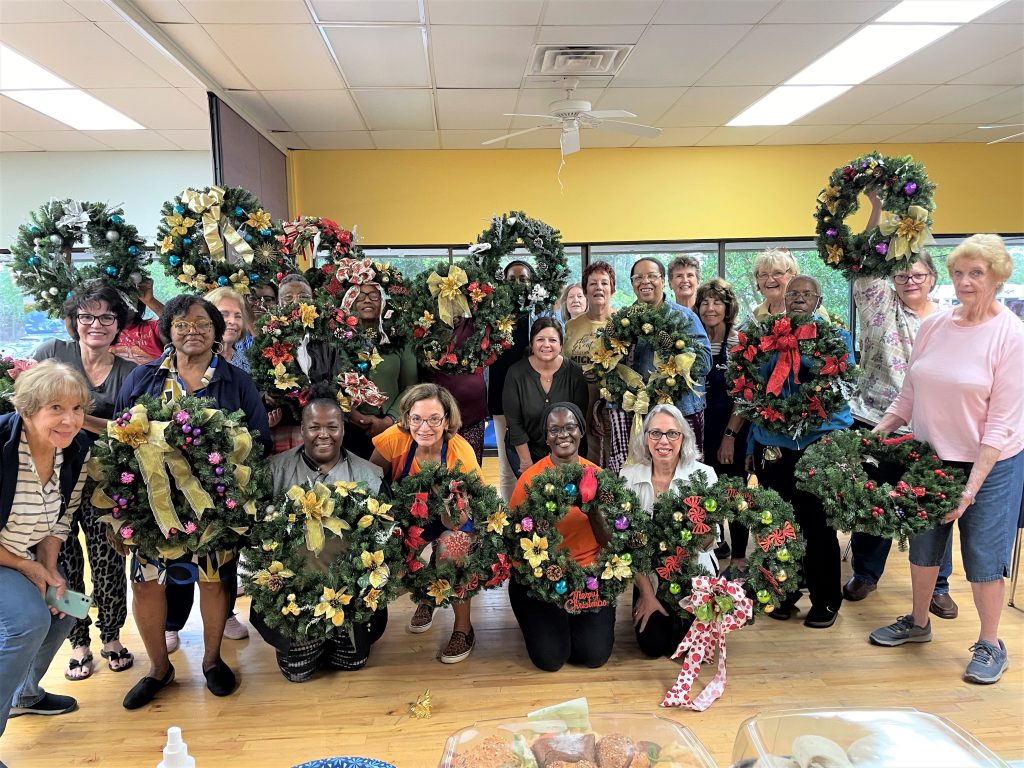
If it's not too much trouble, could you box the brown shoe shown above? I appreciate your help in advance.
[842,576,877,602]
[408,603,434,633]
[440,628,475,664]
[929,593,958,619]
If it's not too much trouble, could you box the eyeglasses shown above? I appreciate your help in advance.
[756,270,791,281]
[356,290,382,302]
[784,290,820,300]
[249,296,274,307]
[408,414,445,428]
[171,320,215,334]
[547,424,581,437]
[76,313,117,327]
[893,273,930,285]
[647,429,682,442]
[631,272,662,284]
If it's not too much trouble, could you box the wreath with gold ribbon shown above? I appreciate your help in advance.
[504,463,650,612]
[727,313,858,440]
[157,185,292,295]
[10,200,151,317]
[248,300,321,420]
[319,257,409,349]
[391,462,509,607]
[815,152,936,279]
[243,480,403,640]
[87,394,270,560]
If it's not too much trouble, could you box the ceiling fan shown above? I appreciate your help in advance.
[978,123,1024,144]
[482,78,662,156]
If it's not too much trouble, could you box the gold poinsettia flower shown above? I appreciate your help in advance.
[358,348,384,370]
[332,480,366,498]
[427,579,452,605]
[608,337,631,355]
[282,593,301,617]
[109,419,148,448]
[826,244,844,265]
[418,311,435,329]
[521,534,549,569]
[358,497,394,529]
[363,587,383,612]
[656,357,679,378]
[817,185,842,216]
[469,286,487,304]
[252,560,295,586]
[286,482,350,554]
[246,208,272,231]
[601,554,632,581]
[261,540,279,552]
[314,586,351,627]
[177,264,197,284]
[229,270,250,294]
[297,302,318,328]
[496,316,515,335]
[360,550,390,588]
[486,509,509,534]
[165,211,196,237]
[590,342,622,371]
[273,363,298,391]
[159,235,175,254]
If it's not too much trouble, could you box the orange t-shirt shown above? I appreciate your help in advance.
[510,455,600,567]
[371,423,481,480]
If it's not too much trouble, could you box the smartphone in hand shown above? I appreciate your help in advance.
[44,585,93,619]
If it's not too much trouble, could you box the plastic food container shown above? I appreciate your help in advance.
[730,708,1008,768]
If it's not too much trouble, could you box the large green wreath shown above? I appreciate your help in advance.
[0,357,34,415]
[10,200,151,317]
[157,184,292,295]
[278,216,360,290]
[391,462,509,607]
[795,429,966,548]
[815,152,936,280]
[248,301,321,421]
[86,394,270,560]
[320,258,409,349]
[504,462,650,612]
[243,481,403,640]
[727,313,858,440]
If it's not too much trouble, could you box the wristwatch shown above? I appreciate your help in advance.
[723,428,737,438]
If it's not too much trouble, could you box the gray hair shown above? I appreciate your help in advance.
[626,403,699,469]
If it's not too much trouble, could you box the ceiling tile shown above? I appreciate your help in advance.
[0,1,85,22]
[762,0,894,24]
[0,132,43,151]
[633,126,714,146]
[974,0,1024,23]
[614,25,752,87]
[439,128,508,148]
[823,124,919,143]
[177,87,209,110]
[204,24,343,89]
[541,0,661,26]
[155,128,210,149]
[178,1,311,23]
[697,126,780,145]
[324,25,429,88]
[0,94,73,131]
[132,1,193,23]
[262,89,365,131]
[312,0,421,23]
[158,23,253,89]
[660,86,773,127]
[870,85,1012,124]
[430,25,535,87]
[267,131,309,150]
[952,51,1024,85]
[934,85,1024,124]
[86,87,208,129]
[435,89,519,129]
[66,1,125,22]
[884,123,983,143]
[869,24,1024,85]
[371,130,440,148]
[95,22,202,88]
[593,87,685,124]
[226,90,289,130]
[427,0,544,25]
[80,129,180,150]
[352,89,435,130]
[5,130,110,150]
[945,126,1024,142]
[757,125,845,145]
[536,25,646,44]
[793,84,934,125]
[653,0,777,24]
[297,130,373,149]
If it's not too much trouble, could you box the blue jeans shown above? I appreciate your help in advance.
[0,565,75,737]
[851,531,953,594]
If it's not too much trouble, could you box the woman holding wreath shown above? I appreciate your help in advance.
[115,294,272,709]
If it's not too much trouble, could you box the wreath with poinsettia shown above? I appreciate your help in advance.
[248,301,321,420]
[727,313,858,440]
[815,152,936,280]
[86,394,270,560]
[10,200,150,317]
[243,480,403,640]
[157,184,292,295]
[0,357,35,415]
[391,462,508,607]
[277,216,358,285]
[504,462,650,612]
[319,258,410,349]
[795,429,965,549]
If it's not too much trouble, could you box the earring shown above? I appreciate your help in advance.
[212,340,224,355]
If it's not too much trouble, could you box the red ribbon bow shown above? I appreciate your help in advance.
[410,493,429,519]
[683,496,711,535]
[579,465,599,504]
[656,546,690,580]
[820,353,848,376]
[756,520,797,552]
[759,317,818,396]
[404,525,427,553]
[730,375,755,401]
[485,553,511,587]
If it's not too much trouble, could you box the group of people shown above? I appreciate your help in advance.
[1,232,1021,738]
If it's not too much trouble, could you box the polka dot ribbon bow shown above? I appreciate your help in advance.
[661,575,752,712]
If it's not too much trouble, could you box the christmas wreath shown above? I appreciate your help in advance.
[405,259,516,374]
[815,152,936,280]
[86,394,270,560]
[319,258,409,349]
[391,462,509,606]
[157,185,292,295]
[504,462,650,613]
[277,216,358,283]
[795,429,966,548]
[243,481,403,639]
[727,313,858,440]
[10,200,150,317]
[248,300,321,420]
[0,357,34,415]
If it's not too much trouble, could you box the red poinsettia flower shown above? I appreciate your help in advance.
[761,406,785,422]
[262,342,294,366]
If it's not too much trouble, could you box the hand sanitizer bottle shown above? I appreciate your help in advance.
[157,726,196,768]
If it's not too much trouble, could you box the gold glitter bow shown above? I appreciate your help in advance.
[426,265,472,327]
[878,205,930,262]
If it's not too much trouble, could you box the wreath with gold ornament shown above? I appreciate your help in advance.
[404,258,517,374]
[319,257,410,349]
[391,462,509,607]
[248,300,321,420]
[727,313,858,440]
[243,480,403,640]
[10,199,150,317]
[504,462,650,612]
[815,152,936,280]
[157,184,292,295]
[86,394,270,561]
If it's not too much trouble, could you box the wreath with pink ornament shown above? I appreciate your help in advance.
[86,394,270,560]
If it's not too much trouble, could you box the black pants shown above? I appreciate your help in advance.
[165,558,239,632]
[632,585,688,658]
[274,608,388,682]
[508,578,615,672]
[753,441,842,611]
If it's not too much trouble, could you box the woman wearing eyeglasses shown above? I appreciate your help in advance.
[750,248,830,322]
[619,404,719,657]
[370,383,481,663]
[31,282,138,681]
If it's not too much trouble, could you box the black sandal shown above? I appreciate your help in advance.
[100,647,134,672]
[64,653,94,681]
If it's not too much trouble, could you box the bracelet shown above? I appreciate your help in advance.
[962,488,975,498]
[722,434,735,440]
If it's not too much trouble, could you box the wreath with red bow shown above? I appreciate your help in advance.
[318,258,409,349]
[276,216,357,284]
[795,429,966,548]
[727,313,858,440]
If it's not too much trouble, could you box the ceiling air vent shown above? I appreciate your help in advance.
[530,45,632,76]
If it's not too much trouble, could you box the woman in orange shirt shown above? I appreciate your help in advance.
[508,402,616,671]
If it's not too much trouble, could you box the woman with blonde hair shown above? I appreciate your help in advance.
[557,282,587,323]
[750,248,830,321]
[204,286,253,374]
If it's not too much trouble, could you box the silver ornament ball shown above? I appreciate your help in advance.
[106,230,120,242]
[48,287,59,295]
[49,234,62,245]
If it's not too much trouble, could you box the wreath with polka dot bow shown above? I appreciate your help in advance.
[319,258,409,349]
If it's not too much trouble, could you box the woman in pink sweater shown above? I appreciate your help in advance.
[868,234,1024,686]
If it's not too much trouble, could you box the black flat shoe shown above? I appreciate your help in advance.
[204,660,237,696]
[123,665,174,710]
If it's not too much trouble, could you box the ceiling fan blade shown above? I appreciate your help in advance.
[979,123,1024,128]
[503,113,561,120]
[481,125,551,145]
[595,120,662,138]
[583,109,636,119]
[560,127,581,156]
[987,130,1024,145]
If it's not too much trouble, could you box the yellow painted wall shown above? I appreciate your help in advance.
[288,143,1024,245]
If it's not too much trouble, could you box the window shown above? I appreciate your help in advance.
[589,243,718,310]
[362,247,452,281]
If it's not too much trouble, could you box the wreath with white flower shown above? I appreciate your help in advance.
[157,184,292,295]
[504,462,650,612]
[815,152,936,280]
[243,480,403,640]
[86,394,271,560]
[277,216,358,288]
[391,462,509,607]
[10,200,150,317]
[248,300,321,420]
[0,357,34,415]
[319,258,409,349]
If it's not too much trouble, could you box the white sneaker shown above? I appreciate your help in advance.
[164,630,180,654]
[223,614,250,640]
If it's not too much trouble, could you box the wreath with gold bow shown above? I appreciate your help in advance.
[727,313,858,440]
[157,185,293,295]
[650,472,805,618]
[815,152,936,279]
[242,480,403,640]
[319,257,409,349]
[504,462,650,612]
[391,462,509,607]
[10,200,151,317]
[86,394,270,560]
[795,429,966,549]
[277,216,358,281]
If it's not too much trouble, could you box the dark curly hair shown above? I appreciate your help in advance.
[158,294,226,349]
[62,280,130,343]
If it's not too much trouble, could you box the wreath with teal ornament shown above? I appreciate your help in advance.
[86,394,270,561]
[727,313,858,440]
[320,257,410,349]
[504,462,650,612]
[243,480,403,640]
[795,429,966,549]
[157,184,292,295]
[815,152,936,280]
[391,462,509,607]
[9,199,150,317]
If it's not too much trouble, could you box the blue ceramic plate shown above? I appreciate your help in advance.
[291,759,396,768]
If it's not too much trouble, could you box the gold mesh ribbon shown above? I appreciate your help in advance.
[878,205,930,262]
[426,265,472,327]
[182,186,255,265]
[617,364,650,443]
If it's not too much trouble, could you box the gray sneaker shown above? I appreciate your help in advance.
[869,615,932,647]
[964,639,1008,684]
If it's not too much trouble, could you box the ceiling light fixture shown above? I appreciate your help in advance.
[876,0,1006,23]
[727,85,853,126]
[0,44,71,90]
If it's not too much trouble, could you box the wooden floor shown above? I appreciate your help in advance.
[4,459,1023,768]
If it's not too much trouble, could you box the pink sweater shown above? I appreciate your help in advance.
[887,306,1024,462]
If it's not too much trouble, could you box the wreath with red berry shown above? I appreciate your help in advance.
[727,313,859,440]
[248,301,322,420]
[815,152,936,280]
[277,216,358,288]
[795,429,966,548]
[318,258,409,349]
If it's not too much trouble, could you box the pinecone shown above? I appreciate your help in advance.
[267,575,284,593]
[658,330,674,351]
[536,519,551,534]
[629,532,649,549]
[600,489,615,504]
[545,565,564,582]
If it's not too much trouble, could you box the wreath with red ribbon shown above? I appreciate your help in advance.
[319,258,409,349]
[277,216,357,282]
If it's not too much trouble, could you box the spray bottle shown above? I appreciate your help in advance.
[157,726,196,768]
